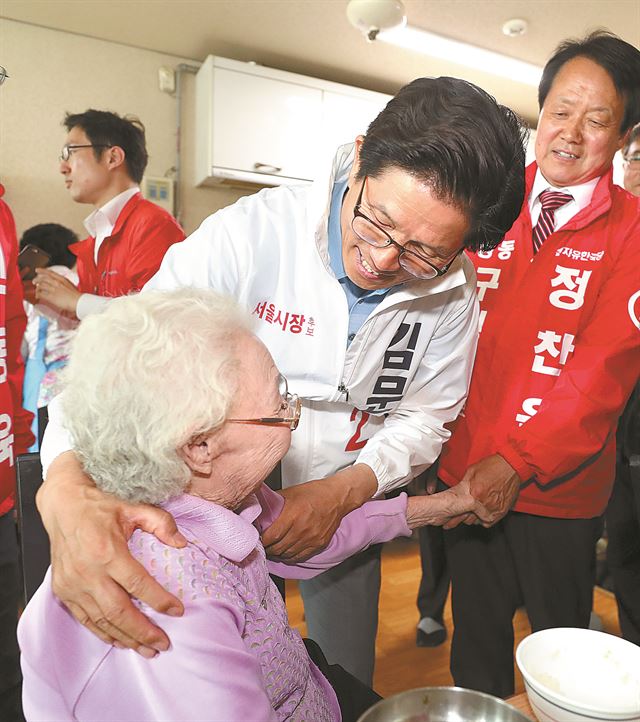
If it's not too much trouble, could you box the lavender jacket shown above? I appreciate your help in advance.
[18,484,410,721]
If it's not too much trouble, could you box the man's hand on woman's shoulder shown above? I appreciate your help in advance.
[37,451,187,656]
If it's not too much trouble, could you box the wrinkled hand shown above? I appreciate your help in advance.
[406,480,480,528]
[261,464,377,562]
[445,454,521,529]
[37,452,187,656]
[33,268,81,316]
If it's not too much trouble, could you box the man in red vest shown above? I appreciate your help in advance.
[0,63,34,722]
[32,110,184,318]
[438,31,640,698]
[0,180,34,721]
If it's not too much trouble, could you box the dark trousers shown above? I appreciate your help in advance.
[303,638,382,722]
[298,544,382,686]
[413,465,449,624]
[417,524,449,623]
[444,505,603,698]
[0,510,24,722]
[606,460,640,645]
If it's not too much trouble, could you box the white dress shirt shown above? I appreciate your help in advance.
[528,170,599,232]
[76,187,139,320]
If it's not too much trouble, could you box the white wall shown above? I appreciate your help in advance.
[0,19,250,240]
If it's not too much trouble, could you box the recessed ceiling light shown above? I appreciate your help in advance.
[502,18,528,37]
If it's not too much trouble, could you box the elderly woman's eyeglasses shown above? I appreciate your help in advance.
[59,144,112,162]
[352,177,462,280]
[227,373,301,431]
[624,153,640,167]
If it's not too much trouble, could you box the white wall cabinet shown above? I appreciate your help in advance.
[321,90,389,161]
[195,56,391,188]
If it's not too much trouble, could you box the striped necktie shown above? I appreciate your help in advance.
[532,189,573,253]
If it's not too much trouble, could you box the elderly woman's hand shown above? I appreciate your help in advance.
[36,451,188,656]
[405,481,482,528]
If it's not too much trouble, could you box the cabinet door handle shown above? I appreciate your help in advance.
[253,162,282,174]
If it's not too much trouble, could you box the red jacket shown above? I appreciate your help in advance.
[71,193,185,297]
[0,185,35,515]
[440,164,640,518]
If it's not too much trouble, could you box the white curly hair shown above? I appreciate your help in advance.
[62,288,252,504]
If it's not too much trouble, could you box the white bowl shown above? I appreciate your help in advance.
[516,628,640,722]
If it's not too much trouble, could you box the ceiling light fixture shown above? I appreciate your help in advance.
[346,0,407,42]
[378,24,543,86]
[502,18,528,38]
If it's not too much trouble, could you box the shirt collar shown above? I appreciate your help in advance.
[83,186,140,238]
[327,176,398,300]
[161,491,262,563]
[327,177,349,280]
[529,169,599,216]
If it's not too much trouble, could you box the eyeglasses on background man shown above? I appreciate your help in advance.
[59,143,112,162]
[624,152,640,167]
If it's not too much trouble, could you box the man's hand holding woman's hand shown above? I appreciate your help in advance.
[406,454,521,529]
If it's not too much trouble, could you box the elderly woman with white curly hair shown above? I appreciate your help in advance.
[18,288,471,722]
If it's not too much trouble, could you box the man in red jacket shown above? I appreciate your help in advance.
[605,123,640,648]
[437,31,640,698]
[0,181,35,722]
[32,110,184,318]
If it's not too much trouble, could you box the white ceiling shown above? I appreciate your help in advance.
[2,0,639,125]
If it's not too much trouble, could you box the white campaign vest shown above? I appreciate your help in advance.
[147,145,480,493]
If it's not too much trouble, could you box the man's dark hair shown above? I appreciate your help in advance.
[623,122,640,157]
[20,223,78,268]
[64,109,149,183]
[357,76,527,252]
[538,31,640,135]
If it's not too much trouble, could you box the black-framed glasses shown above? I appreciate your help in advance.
[59,144,112,162]
[227,373,301,431]
[351,177,462,280]
[624,153,640,167]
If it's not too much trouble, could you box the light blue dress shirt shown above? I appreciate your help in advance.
[327,178,392,346]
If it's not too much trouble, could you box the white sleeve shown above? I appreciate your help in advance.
[39,394,74,477]
[357,283,480,494]
[75,293,112,320]
[143,208,245,298]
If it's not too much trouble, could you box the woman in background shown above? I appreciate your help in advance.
[20,223,79,448]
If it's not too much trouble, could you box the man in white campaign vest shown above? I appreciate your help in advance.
[37,77,526,686]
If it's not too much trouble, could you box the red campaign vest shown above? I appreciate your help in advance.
[440,164,640,518]
[0,186,35,514]
[70,193,185,297]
